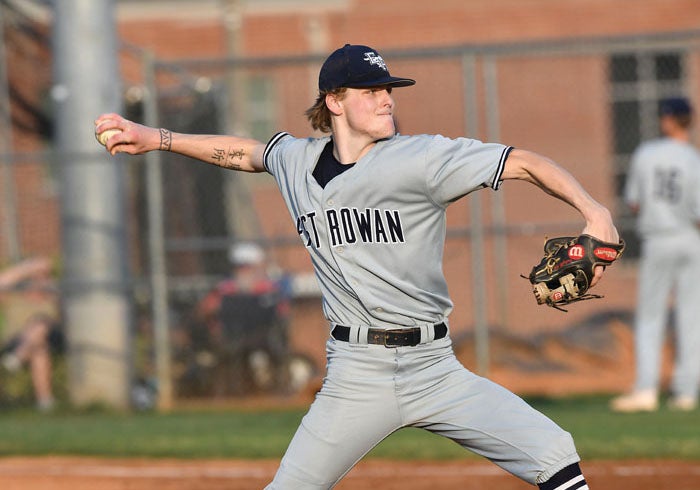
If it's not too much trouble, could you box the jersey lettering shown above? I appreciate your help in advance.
[326,209,343,246]
[297,211,320,248]
[353,208,373,242]
[326,208,406,247]
[653,167,682,204]
[385,210,405,242]
[374,209,388,243]
[339,208,357,243]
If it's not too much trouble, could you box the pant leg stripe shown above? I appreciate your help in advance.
[552,475,586,490]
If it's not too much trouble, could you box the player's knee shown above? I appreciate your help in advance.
[525,430,579,485]
[553,429,576,455]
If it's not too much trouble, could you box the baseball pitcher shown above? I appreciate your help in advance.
[95,44,621,490]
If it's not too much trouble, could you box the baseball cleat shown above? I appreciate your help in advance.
[667,396,697,412]
[610,390,658,412]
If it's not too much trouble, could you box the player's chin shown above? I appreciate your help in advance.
[375,123,396,140]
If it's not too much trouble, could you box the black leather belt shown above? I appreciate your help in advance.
[331,322,447,347]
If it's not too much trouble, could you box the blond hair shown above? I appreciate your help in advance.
[305,88,347,133]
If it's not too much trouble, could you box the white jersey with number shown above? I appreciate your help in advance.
[264,132,511,328]
[625,137,700,237]
[624,137,700,402]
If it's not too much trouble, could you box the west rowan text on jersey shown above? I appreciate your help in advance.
[297,207,405,248]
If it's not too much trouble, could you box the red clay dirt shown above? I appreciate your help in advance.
[0,457,698,489]
[2,317,693,490]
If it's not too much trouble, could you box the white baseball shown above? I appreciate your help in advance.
[95,127,122,146]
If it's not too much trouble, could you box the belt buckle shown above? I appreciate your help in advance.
[383,328,418,348]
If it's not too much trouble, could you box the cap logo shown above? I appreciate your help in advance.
[363,52,388,71]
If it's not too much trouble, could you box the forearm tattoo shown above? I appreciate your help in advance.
[159,128,172,151]
[211,147,245,169]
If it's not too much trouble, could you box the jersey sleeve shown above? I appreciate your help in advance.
[263,132,293,176]
[425,134,512,205]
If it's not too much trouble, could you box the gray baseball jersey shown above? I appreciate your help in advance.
[625,138,700,237]
[264,132,509,328]
[263,132,580,488]
[625,137,700,400]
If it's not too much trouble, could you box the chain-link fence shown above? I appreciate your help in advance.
[3,29,700,407]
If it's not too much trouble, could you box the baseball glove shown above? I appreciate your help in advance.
[524,234,625,311]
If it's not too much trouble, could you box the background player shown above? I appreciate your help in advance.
[611,97,700,413]
[95,43,618,490]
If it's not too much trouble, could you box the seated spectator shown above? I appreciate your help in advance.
[0,257,63,411]
[196,242,290,395]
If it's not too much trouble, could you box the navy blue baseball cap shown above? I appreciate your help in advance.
[660,97,692,116]
[318,44,416,92]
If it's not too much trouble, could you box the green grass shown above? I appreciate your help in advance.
[526,395,700,460]
[1,395,699,460]
[0,408,303,458]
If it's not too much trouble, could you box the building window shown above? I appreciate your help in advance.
[609,51,686,257]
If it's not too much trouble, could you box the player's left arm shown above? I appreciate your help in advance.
[501,148,620,286]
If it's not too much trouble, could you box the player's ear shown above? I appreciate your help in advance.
[325,93,343,116]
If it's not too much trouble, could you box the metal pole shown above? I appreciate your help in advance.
[142,50,173,411]
[223,0,245,138]
[54,0,132,408]
[463,54,489,376]
[0,7,21,261]
[484,56,509,333]
[222,0,260,242]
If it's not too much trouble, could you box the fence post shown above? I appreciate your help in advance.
[462,53,490,376]
[54,0,132,409]
[484,56,510,333]
[0,8,20,261]
[142,50,173,411]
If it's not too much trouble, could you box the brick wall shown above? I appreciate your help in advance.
[5,1,700,379]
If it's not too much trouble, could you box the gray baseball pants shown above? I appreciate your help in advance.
[265,333,580,489]
[634,233,700,400]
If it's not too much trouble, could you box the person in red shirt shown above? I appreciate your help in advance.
[197,243,290,395]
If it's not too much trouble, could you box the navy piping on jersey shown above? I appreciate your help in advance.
[492,145,514,190]
[263,131,291,173]
[264,131,513,191]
